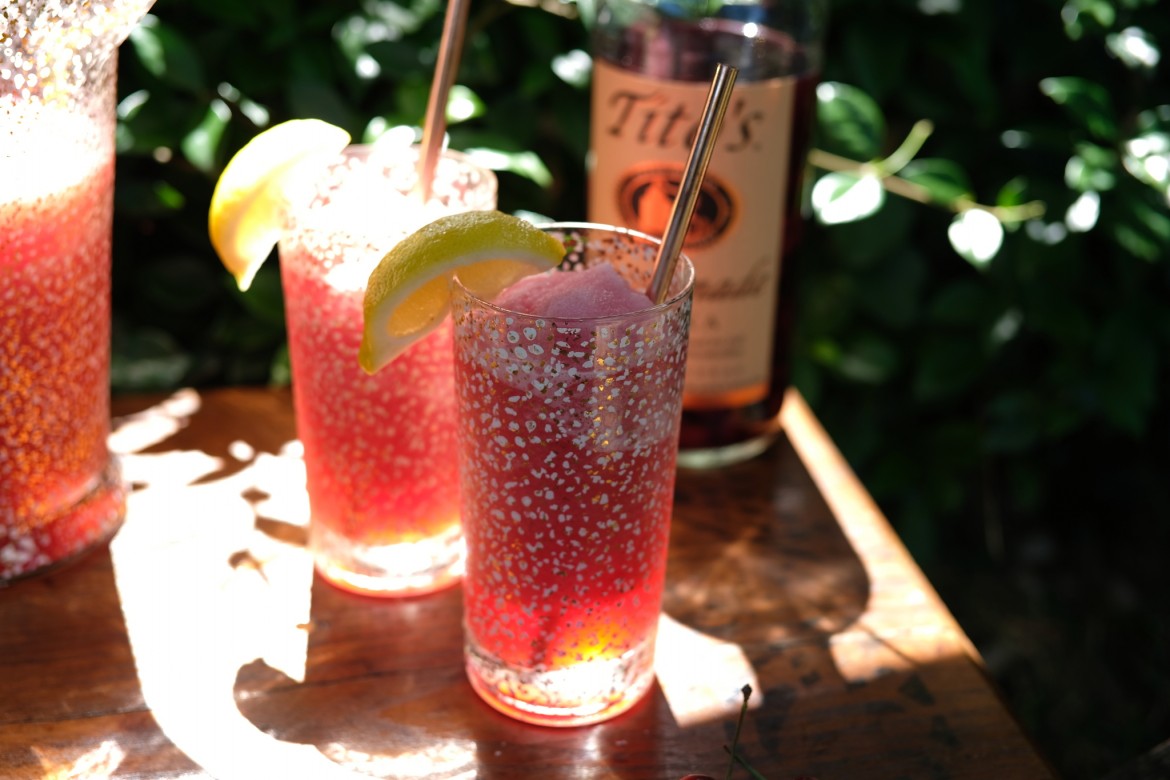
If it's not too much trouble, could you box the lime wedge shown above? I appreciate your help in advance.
[360,211,564,374]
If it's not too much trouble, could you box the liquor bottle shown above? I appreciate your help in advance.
[588,0,826,467]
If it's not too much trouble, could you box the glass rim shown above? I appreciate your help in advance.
[334,141,490,168]
[279,142,499,233]
[451,220,696,323]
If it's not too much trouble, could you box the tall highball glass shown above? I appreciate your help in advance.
[278,144,496,596]
[452,223,694,725]
[1,0,154,583]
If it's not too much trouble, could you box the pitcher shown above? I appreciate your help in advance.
[1,0,154,582]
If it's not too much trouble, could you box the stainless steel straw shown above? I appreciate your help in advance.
[646,62,739,304]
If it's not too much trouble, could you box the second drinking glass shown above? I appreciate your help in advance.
[452,223,694,725]
[278,145,496,596]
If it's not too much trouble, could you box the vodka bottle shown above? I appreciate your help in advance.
[588,0,826,467]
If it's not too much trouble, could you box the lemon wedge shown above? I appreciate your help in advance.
[359,211,565,374]
[208,118,351,291]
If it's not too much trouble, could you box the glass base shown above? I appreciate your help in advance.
[0,458,126,585]
[465,636,656,727]
[311,522,464,597]
[677,430,778,469]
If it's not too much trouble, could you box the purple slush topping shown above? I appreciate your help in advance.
[494,262,652,318]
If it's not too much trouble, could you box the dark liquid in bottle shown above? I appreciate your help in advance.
[594,15,820,462]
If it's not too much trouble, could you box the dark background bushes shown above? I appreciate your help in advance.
[111,0,1170,776]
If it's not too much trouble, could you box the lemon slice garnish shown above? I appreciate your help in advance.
[208,118,351,291]
[359,211,565,374]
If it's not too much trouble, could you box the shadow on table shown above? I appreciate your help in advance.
[102,390,1018,779]
[229,432,881,779]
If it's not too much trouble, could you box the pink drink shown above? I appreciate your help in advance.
[278,145,496,596]
[0,98,125,582]
[452,223,694,726]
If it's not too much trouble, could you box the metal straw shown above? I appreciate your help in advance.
[646,63,739,304]
[416,0,471,202]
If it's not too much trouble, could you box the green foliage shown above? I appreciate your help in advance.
[793,2,1170,774]
[113,0,589,387]
[799,0,1169,545]
[111,0,1169,774]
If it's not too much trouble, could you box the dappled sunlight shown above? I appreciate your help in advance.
[107,387,202,456]
[102,388,768,772]
[81,386,1004,777]
[32,740,125,780]
[779,391,982,686]
[106,389,364,779]
[653,614,760,728]
[320,739,477,779]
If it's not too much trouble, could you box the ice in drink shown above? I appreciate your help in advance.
[452,223,693,726]
[278,145,496,596]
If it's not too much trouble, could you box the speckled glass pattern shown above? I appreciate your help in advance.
[0,1,152,582]
[453,223,694,726]
[278,145,496,597]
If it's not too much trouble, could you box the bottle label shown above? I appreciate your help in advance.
[589,59,797,408]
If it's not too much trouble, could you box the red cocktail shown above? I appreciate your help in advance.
[279,145,496,596]
[452,223,694,725]
[0,1,146,581]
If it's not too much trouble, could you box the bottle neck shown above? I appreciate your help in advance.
[592,0,826,82]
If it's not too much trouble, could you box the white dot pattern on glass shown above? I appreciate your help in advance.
[454,225,693,720]
[278,145,496,594]
[1,35,123,581]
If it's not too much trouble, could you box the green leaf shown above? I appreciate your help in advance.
[899,158,974,204]
[811,171,885,225]
[113,178,186,217]
[1105,26,1160,71]
[181,100,231,173]
[823,332,900,384]
[1108,186,1170,261]
[996,176,1030,209]
[551,49,592,89]
[1060,0,1116,40]
[152,181,186,211]
[128,16,206,94]
[815,82,885,160]
[1122,106,1170,195]
[1065,142,1119,192]
[269,343,292,388]
[1039,77,1118,140]
[948,209,1003,268]
[446,85,485,124]
[464,148,553,188]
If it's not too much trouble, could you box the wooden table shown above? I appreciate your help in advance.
[0,387,1054,779]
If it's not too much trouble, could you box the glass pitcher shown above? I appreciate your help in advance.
[1,0,154,583]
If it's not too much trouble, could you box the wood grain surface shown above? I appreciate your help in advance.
[0,387,1055,779]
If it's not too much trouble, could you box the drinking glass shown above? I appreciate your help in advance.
[1,0,153,583]
[452,223,694,726]
[278,144,496,596]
